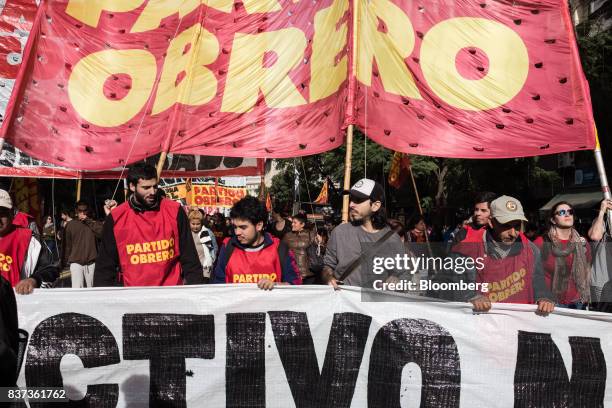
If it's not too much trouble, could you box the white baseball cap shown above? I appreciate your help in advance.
[349,178,385,203]
[0,189,12,209]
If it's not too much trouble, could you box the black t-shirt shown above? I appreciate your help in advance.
[268,219,292,239]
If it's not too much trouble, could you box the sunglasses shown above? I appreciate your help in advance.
[555,209,574,216]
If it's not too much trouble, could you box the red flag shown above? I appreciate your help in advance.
[313,180,329,205]
[388,152,411,189]
[265,193,272,212]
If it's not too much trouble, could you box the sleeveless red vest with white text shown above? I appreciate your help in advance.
[0,227,32,286]
[112,198,182,286]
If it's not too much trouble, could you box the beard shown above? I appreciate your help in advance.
[350,217,364,227]
[133,190,156,208]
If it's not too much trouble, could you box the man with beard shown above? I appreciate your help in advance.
[452,195,555,313]
[212,196,302,289]
[322,179,406,289]
[94,163,203,286]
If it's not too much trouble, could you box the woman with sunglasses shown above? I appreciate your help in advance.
[534,202,591,309]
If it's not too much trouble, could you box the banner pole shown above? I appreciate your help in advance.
[408,165,423,217]
[594,130,612,235]
[341,125,354,223]
[156,151,168,179]
[76,178,82,202]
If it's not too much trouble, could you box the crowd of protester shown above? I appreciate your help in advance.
[3,163,612,386]
[1,162,611,314]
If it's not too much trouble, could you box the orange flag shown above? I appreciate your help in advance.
[265,193,272,212]
[388,152,411,189]
[313,179,329,205]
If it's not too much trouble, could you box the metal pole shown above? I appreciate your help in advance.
[594,131,612,234]
[341,125,354,223]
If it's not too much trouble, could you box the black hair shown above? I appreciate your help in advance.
[230,196,268,226]
[371,206,388,230]
[127,162,157,187]
[292,213,307,225]
[387,218,407,239]
[75,200,89,209]
[474,191,497,207]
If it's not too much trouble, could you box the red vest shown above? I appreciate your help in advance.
[224,237,283,284]
[112,198,182,286]
[455,228,535,304]
[0,227,32,286]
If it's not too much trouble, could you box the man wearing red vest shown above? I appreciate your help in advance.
[94,164,204,287]
[0,189,58,294]
[451,195,555,313]
[451,191,497,244]
[212,196,302,289]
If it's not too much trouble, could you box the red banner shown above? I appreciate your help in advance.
[0,0,595,167]
[3,0,348,170]
[355,0,595,158]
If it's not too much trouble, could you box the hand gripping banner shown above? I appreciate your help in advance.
[0,0,596,170]
[14,286,612,406]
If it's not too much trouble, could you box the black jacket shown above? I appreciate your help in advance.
[0,276,17,386]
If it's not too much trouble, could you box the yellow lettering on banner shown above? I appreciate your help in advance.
[169,249,175,258]
[520,268,526,277]
[134,243,143,254]
[270,273,277,281]
[512,271,521,282]
[140,254,148,264]
[152,24,220,114]
[2,264,9,272]
[156,252,163,262]
[222,28,307,113]
[239,275,246,283]
[142,243,152,253]
[4,256,10,265]
[310,0,348,102]
[161,240,170,250]
[233,274,240,283]
[131,0,201,33]
[126,244,135,254]
[66,0,144,28]
[246,275,253,283]
[0,254,5,262]
[146,253,155,263]
[131,254,140,264]
[420,17,529,111]
[68,50,157,127]
[489,293,498,303]
[356,0,421,99]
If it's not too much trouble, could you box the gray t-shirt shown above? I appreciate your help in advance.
[324,223,406,287]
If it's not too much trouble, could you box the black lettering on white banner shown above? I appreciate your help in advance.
[226,313,266,408]
[268,311,372,407]
[368,318,461,408]
[123,313,214,408]
[25,313,120,408]
[514,330,606,408]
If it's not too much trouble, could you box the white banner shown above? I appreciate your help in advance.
[15,285,612,407]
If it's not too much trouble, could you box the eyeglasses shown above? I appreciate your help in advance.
[555,209,574,216]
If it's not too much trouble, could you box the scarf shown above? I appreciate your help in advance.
[544,228,591,303]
